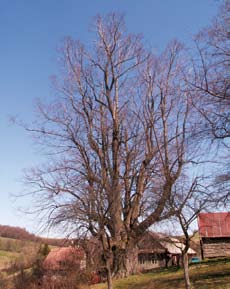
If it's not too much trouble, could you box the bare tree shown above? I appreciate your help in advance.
[188,0,230,206]
[23,14,198,288]
[190,0,230,140]
[167,177,211,289]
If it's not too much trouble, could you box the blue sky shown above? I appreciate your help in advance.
[0,0,220,236]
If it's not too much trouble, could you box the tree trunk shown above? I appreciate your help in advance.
[182,252,191,289]
[105,259,113,289]
[112,247,127,278]
[112,242,139,278]
[126,245,139,275]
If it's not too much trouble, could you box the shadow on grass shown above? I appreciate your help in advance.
[158,264,230,289]
[93,259,230,289]
[147,260,230,289]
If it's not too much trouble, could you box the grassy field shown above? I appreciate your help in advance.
[0,250,21,270]
[0,237,40,271]
[92,259,230,289]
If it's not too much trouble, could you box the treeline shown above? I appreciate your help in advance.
[0,225,38,242]
[0,225,66,246]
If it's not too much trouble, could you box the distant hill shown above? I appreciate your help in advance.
[0,225,38,242]
[0,225,66,246]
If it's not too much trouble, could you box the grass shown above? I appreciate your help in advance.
[0,250,20,270]
[0,237,39,253]
[92,259,230,289]
[0,237,41,272]
[0,251,19,258]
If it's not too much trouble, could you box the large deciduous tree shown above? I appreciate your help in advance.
[24,14,196,288]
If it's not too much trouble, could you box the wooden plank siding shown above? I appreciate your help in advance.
[202,238,230,258]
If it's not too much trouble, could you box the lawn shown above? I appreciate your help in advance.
[92,259,230,289]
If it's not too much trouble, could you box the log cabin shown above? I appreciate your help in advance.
[198,212,230,259]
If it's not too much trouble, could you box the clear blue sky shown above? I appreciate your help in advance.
[0,0,220,236]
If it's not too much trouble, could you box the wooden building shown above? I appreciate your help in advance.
[198,212,230,259]
[138,232,195,271]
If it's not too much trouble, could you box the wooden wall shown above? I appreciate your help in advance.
[202,237,230,258]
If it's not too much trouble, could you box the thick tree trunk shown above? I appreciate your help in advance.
[182,252,191,289]
[112,242,139,278]
[126,245,139,275]
[112,247,127,278]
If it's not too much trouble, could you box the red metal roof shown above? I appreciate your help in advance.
[198,212,230,238]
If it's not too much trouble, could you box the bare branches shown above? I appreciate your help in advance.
[22,13,208,281]
[190,1,230,141]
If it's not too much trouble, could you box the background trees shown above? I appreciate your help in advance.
[190,0,230,204]
[191,0,230,140]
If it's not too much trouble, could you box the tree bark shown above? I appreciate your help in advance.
[126,245,139,275]
[112,248,127,278]
[105,259,113,289]
[182,252,191,289]
[112,241,139,278]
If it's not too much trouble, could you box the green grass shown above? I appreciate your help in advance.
[92,259,230,289]
[0,250,20,259]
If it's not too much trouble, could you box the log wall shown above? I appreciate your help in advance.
[202,237,230,258]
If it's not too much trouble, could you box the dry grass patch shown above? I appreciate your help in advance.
[0,250,20,270]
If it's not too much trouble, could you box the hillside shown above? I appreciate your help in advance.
[0,225,66,246]
[0,225,66,277]
[0,236,40,272]
[0,225,69,280]
[0,224,79,281]
[0,225,38,242]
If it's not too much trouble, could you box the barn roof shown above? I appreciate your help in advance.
[43,246,85,270]
[138,232,195,255]
[198,212,230,238]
